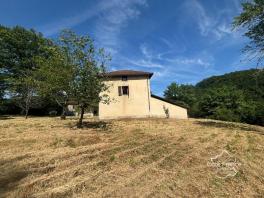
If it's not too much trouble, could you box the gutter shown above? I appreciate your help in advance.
[147,78,151,116]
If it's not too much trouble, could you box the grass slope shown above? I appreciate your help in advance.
[0,117,264,197]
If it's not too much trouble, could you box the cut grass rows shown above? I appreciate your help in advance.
[0,117,264,197]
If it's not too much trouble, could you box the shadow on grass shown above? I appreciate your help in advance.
[69,121,112,131]
[195,120,264,135]
[0,115,14,120]
[82,121,110,129]
[0,165,29,197]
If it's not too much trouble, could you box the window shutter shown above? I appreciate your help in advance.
[127,86,129,96]
[118,86,122,96]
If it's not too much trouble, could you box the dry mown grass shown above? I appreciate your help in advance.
[0,116,263,197]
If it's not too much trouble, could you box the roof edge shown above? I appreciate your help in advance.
[105,70,153,79]
[151,94,187,109]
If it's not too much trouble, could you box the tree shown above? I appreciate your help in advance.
[11,75,37,118]
[197,86,245,122]
[0,72,6,100]
[164,82,196,108]
[58,30,111,127]
[233,0,264,65]
[0,25,52,118]
[35,46,74,119]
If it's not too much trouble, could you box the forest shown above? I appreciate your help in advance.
[164,69,264,126]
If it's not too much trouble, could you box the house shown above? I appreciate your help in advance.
[99,70,188,119]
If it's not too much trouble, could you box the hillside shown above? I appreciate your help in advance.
[0,117,264,197]
[164,69,264,125]
[196,69,264,100]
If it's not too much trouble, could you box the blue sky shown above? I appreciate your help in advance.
[0,0,256,96]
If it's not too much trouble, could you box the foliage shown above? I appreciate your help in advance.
[164,82,196,109]
[196,69,264,100]
[0,26,110,121]
[233,0,264,65]
[163,105,170,118]
[57,30,111,127]
[0,97,61,116]
[197,86,245,122]
[0,25,53,118]
[35,46,74,119]
[164,69,264,126]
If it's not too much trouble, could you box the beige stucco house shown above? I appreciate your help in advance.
[99,70,188,119]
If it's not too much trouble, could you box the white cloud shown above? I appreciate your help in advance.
[165,57,212,68]
[140,43,153,59]
[218,23,232,34]
[128,58,164,68]
[38,3,111,36]
[184,0,239,41]
[94,0,147,55]
[121,43,164,68]
[38,0,147,39]
[118,42,213,72]
[160,38,174,49]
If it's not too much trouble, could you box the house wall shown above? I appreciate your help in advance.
[150,97,188,119]
[99,76,188,120]
[99,76,151,119]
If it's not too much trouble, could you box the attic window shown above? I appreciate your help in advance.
[118,86,129,96]
[122,76,127,81]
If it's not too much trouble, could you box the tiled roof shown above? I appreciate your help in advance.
[105,70,153,78]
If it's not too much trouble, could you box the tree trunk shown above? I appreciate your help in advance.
[25,91,31,119]
[25,100,29,119]
[60,105,67,120]
[77,106,85,128]
[25,108,29,119]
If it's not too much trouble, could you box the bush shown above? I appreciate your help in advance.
[211,107,241,122]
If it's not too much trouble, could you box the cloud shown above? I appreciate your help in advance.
[140,43,153,59]
[184,0,239,41]
[127,58,164,68]
[38,0,147,38]
[133,43,164,68]
[115,42,213,75]
[38,3,109,36]
[94,0,147,55]
[160,38,174,49]
[164,57,212,68]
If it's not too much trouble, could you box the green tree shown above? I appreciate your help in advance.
[58,30,111,127]
[0,71,6,100]
[0,25,52,118]
[35,46,74,119]
[197,86,245,122]
[233,0,264,65]
[164,82,196,108]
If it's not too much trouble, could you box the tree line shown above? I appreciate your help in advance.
[164,69,264,126]
[0,26,110,127]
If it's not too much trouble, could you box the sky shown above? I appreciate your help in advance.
[0,0,256,96]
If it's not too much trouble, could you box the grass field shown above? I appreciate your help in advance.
[0,116,264,197]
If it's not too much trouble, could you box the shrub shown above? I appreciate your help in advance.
[211,107,241,122]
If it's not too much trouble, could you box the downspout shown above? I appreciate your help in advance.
[147,78,151,117]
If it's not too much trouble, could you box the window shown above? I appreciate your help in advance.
[122,76,128,81]
[122,86,129,95]
[118,86,129,96]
